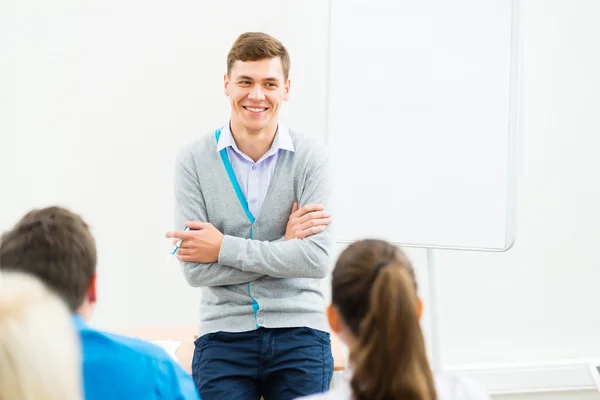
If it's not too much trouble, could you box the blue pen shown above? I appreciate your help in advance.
[167,226,189,260]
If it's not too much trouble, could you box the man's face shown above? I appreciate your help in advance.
[224,57,290,133]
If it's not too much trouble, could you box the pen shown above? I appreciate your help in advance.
[167,226,189,260]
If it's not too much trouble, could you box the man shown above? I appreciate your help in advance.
[0,206,200,400]
[166,32,334,400]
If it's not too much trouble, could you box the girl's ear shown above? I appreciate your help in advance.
[327,304,342,334]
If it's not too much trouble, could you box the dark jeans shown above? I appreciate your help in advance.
[192,327,334,400]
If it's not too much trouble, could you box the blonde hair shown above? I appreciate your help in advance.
[332,239,437,400]
[0,272,82,400]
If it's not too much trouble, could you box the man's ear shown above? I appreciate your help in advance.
[417,297,423,320]
[224,73,230,96]
[87,274,97,304]
[327,304,342,334]
[284,79,291,100]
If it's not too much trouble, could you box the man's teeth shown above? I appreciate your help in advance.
[246,107,266,112]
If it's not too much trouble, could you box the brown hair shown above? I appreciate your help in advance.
[332,239,437,400]
[0,206,97,312]
[227,32,291,80]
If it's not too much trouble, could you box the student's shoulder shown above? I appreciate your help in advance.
[78,326,199,398]
[435,374,491,400]
[80,326,176,365]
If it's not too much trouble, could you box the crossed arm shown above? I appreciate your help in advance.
[167,156,334,287]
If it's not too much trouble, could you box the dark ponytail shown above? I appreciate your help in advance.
[332,240,437,400]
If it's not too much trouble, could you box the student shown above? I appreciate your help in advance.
[299,239,491,400]
[166,32,334,399]
[0,206,200,400]
[0,271,82,400]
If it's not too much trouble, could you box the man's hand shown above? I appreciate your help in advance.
[284,202,331,240]
[165,221,224,263]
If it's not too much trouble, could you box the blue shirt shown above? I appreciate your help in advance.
[216,121,295,219]
[73,316,200,400]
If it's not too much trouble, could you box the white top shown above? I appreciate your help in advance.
[298,369,491,400]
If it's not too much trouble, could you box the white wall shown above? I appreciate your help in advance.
[421,0,600,397]
[2,0,600,399]
[324,1,600,397]
[0,0,330,330]
[442,0,600,365]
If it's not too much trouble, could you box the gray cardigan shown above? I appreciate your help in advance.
[174,128,334,336]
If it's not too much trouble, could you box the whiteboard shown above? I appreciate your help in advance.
[327,0,521,251]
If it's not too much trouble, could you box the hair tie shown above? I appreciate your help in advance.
[371,261,391,283]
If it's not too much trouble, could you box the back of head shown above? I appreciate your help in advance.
[227,32,291,79]
[0,271,82,400]
[0,206,96,312]
[332,239,437,400]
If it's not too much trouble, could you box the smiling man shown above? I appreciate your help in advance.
[166,32,334,400]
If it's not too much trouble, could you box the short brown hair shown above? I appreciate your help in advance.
[227,32,291,80]
[0,206,97,312]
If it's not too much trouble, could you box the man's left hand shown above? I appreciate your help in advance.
[165,221,224,263]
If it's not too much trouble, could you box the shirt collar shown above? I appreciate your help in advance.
[273,122,295,152]
[216,121,295,154]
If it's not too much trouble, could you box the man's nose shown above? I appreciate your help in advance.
[248,85,265,100]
